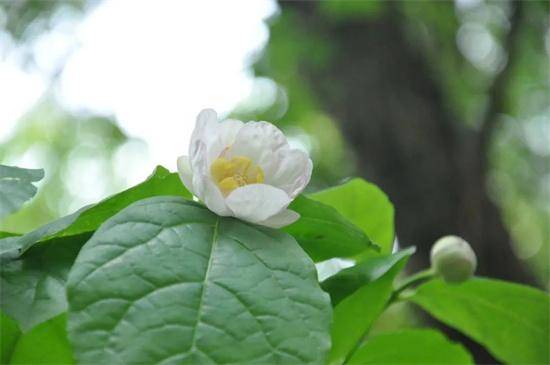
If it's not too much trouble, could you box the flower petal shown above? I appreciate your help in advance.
[266,149,312,198]
[207,118,244,164]
[190,109,218,156]
[202,179,232,216]
[257,209,300,228]
[225,184,291,224]
[226,121,288,173]
[189,109,218,177]
[176,155,194,194]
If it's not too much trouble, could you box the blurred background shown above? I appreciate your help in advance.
[0,0,548,292]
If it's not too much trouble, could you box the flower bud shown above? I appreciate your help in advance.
[430,235,477,284]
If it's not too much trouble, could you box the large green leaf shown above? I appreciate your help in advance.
[0,312,20,364]
[0,165,44,219]
[347,329,473,364]
[310,178,394,253]
[285,195,377,262]
[409,278,550,364]
[9,313,73,364]
[328,250,413,365]
[0,166,190,258]
[67,196,331,364]
[0,232,18,239]
[322,247,415,306]
[0,234,90,331]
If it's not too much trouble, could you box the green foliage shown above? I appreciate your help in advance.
[0,209,86,259]
[328,249,414,365]
[67,197,331,364]
[0,166,191,332]
[0,232,17,239]
[0,312,20,363]
[347,329,473,364]
[53,166,191,238]
[311,178,394,253]
[410,278,550,364]
[8,314,73,365]
[0,234,88,332]
[0,166,190,259]
[321,247,415,306]
[0,236,21,258]
[1,162,548,364]
[0,165,44,219]
[285,195,377,262]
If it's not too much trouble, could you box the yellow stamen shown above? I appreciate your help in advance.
[210,155,264,196]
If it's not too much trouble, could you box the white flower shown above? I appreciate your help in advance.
[177,109,312,228]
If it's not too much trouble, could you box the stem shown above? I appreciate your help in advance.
[389,268,436,304]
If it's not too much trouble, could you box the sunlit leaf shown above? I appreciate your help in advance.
[410,278,550,364]
[0,165,44,219]
[328,249,413,365]
[310,178,394,253]
[285,195,377,262]
[348,329,473,364]
[67,196,331,364]
[9,314,73,364]
[0,232,18,239]
[0,311,20,364]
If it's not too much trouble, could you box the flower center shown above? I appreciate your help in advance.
[210,155,264,196]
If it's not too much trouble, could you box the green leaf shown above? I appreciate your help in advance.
[409,278,550,364]
[56,166,191,238]
[322,247,415,306]
[0,208,87,259]
[0,165,44,219]
[285,195,377,262]
[0,232,18,239]
[328,250,413,365]
[9,313,73,365]
[311,178,394,253]
[1,166,190,258]
[0,312,20,364]
[347,329,473,364]
[0,236,22,260]
[67,196,331,364]
[0,234,90,331]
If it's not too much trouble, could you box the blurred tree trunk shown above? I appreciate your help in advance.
[279,1,535,363]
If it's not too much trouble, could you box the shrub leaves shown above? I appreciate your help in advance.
[410,278,550,364]
[328,249,414,365]
[0,165,44,219]
[347,329,473,364]
[285,195,377,262]
[310,178,394,253]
